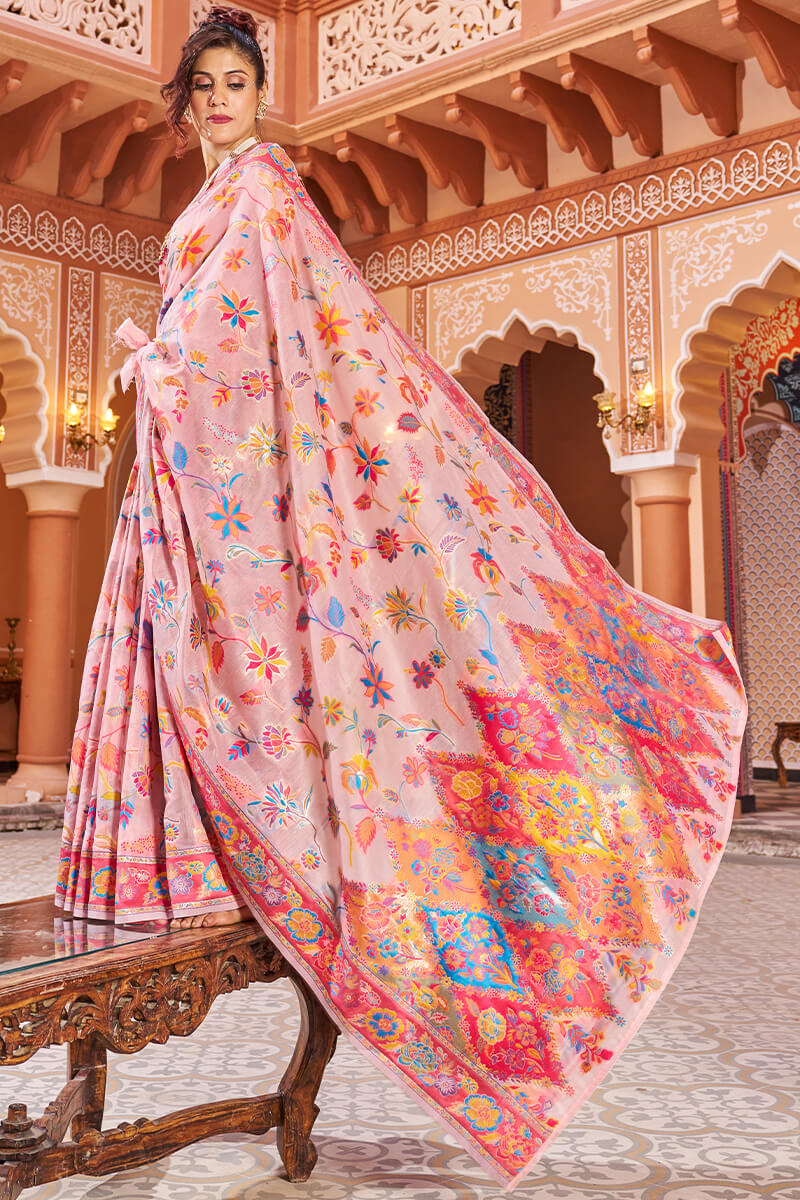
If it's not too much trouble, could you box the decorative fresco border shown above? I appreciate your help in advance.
[0,183,165,279]
[352,121,800,291]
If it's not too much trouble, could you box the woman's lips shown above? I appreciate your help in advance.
[207,115,232,124]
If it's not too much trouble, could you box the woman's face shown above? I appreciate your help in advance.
[188,45,265,152]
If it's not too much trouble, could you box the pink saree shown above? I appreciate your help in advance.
[56,143,746,1186]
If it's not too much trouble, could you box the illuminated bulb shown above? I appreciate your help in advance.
[65,402,82,428]
[594,390,616,417]
[100,407,119,434]
[637,380,655,409]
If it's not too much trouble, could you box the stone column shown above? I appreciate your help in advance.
[631,465,695,612]
[1,481,87,804]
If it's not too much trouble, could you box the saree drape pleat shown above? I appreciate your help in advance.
[56,143,746,1185]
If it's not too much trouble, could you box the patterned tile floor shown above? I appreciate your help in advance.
[0,830,799,1200]
[746,780,800,832]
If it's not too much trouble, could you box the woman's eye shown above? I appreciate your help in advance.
[193,82,211,91]
[229,82,245,90]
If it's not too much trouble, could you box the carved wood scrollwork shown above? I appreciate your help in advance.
[0,942,284,1065]
[0,916,337,1200]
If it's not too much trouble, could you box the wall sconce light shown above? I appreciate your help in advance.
[0,423,5,445]
[594,375,656,439]
[65,387,119,452]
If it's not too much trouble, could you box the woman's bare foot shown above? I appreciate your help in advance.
[170,906,251,931]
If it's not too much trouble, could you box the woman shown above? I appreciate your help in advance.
[56,6,746,1186]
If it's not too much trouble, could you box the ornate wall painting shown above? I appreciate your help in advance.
[0,248,59,367]
[730,296,800,458]
[0,187,163,280]
[64,266,94,470]
[99,272,160,371]
[662,190,800,453]
[723,299,800,772]
[766,352,800,422]
[356,131,800,293]
[427,240,620,391]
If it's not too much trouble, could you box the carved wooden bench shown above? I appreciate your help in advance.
[0,897,338,1200]
[771,721,800,787]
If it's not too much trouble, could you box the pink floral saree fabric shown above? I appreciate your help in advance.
[56,143,746,1185]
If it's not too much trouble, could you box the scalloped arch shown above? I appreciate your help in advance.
[673,257,800,455]
[451,311,609,406]
[0,320,49,478]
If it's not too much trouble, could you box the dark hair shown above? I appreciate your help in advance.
[162,6,266,155]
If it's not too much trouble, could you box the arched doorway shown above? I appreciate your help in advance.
[455,325,631,581]
[723,298,800,821]
[672,261,800,815]
[0,326,50,768]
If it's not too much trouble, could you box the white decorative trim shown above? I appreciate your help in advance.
[411,285,427,346]
[65,267,93,471]
[665,209,771,330]
[0,252,57,357]
[0,201,161,276]
[318,0,520,101]
[5,465,105,494]
[357,139,800,291]
[190,0,276,105]
[610,450,699,475]
[431,272,513,362]
[0,0,148,59]
[622,231,657,452]
[101,275,160,367]
[522,245,613,342]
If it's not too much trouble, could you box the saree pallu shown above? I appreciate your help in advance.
[56,143,746,1186]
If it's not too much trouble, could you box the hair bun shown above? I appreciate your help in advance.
[203,6,259,39]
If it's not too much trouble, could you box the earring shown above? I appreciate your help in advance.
[256,99,268,119]
[184,106,192,122]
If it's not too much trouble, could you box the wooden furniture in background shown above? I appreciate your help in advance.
[0,898,338,1200]
[770,721,800,787]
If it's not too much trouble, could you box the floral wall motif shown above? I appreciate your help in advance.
[737,428,800,768]
[190,0,276,104]
[431,271,513,363]
[0,0,147,58]
[622,231,657,453]
[426,242,619,392]
[64,267,94,470]
[100,275,160,368]
[665,209,771,330]
[318,0,520,101]
[522,245,614,342]
[356,134,800,291]
[411,286,427,347]
[731,296,800,457]
[662,188,800,461]
[0,251,58,359]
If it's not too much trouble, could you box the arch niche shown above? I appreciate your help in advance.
[453,317,631,580]
[673,258,800,806]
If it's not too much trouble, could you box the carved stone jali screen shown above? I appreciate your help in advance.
[0,897,339,1199]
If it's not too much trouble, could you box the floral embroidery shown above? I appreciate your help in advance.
[55,142,745,1185]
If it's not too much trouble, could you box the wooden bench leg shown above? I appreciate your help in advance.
[277,974,339,1182]
[67,1036,107,1139]
[771,730,788,788]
